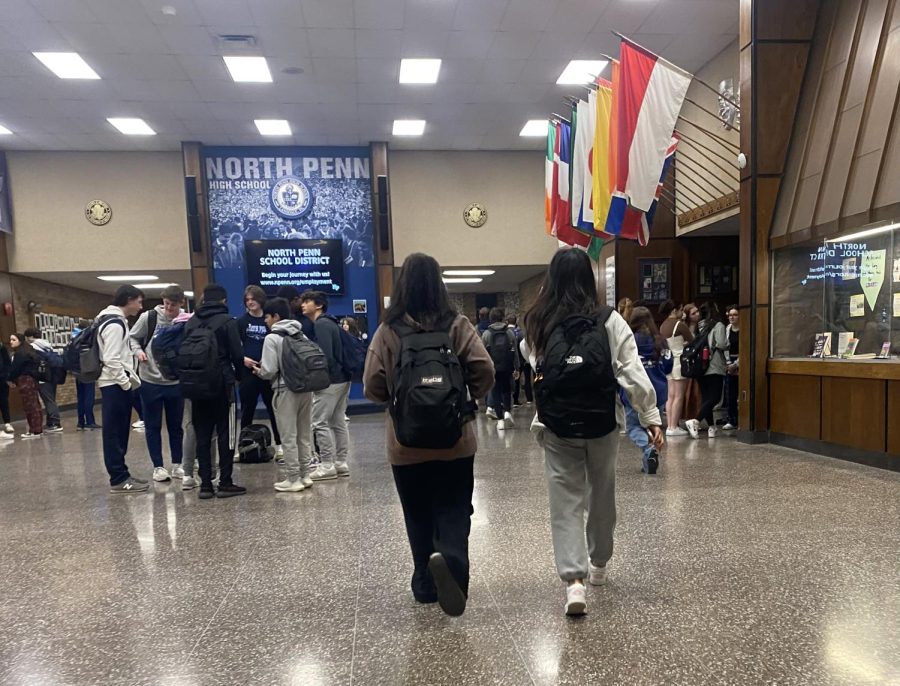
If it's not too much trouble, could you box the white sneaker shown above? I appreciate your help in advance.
[486,408,498,420]
[497,419,506,431]
[274,479,305,492]
[708,426,719,438]
[171,464,185,479]
[565,582,587,616]
[302,477,314,488]
[0,431,13,440]
[275,444,284,457]
[335,461,350,477]
[152,467,171,482]
[182,476,197,490]
[132,421,145,429]
[4,424,13,433]
[666,427,689,437]
[503,412,515,428]
[22,432,42,439]
[723,423,736,431]
[310,464,338,481]
[589,563,608,586]
[685,419,700,439]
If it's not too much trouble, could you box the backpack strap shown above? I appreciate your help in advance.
[143,310,158,348]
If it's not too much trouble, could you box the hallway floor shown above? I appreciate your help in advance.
[1,408,898,685]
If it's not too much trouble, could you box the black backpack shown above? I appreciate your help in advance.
[534,308,618,439]
[274,330,331,393]
[680,328,712,379]
[177,315,229,400]
[237,424,274,463]
[64,315,126,382]
[487,328,516,373]
[390,318,471,449]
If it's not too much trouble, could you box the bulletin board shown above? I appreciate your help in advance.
[638,258,670,304]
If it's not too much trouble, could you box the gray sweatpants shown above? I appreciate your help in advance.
[181,399,217,479]
[273,388,313,482]
[543,429,619,582]
[311,382,350,468]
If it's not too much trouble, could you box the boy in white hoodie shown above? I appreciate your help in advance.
[256,297,314,493]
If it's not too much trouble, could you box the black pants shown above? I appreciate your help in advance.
[697,374,725,426]
[489,371,513,415]
[513,365,533,405]
[101,385,132,486]
[724,373,739,425]
[193,394,236,487]
[392,456,475,602]
[0,380,9,424]
[239,374,281,445]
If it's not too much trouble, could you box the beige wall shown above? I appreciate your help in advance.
[390,151,557,268]
[6,151,190,273]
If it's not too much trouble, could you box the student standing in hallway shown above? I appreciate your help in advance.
[524,249,663,616]
[97,286,147,493]
[129,285,186,481]
[7,333,42,439]
[72,320,99,431]
[0,339,14,436]
[724,305,740,431]
[24,328,63,432]
[686,302,729,439]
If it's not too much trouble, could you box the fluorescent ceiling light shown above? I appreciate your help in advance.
[443,270,496,276]
[98,275,159,282]
[443,278,483,284]
[519,120,548,137]
[132,282,176,289]
[556,59,608,85]
[0,124,11,135]
[826,221,900,243]
[223,56,273,83]
[254,119,291,136]
[184,291,194,298]
[107,118,156,135]
[393,119,426,136]
[399,58,441,84]
[33,52,101,79]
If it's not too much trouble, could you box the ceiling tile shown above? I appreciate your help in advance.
[403,0,458,30]
[599,0,662,35]
[311,57,357,83]
[354,0,404,29]
[249,0,306,26]
[530,31,591,61]
[356,58,398,83]
[442,31,495,59]
[552,0,612,34]
[140,0,205,26]
[400,29,449,58]
[452,0,509,31]
[300,0,354,28]
[308,29,357,58]
[487,31,541,59]
[29,0,100,22]
[356,81,398,103]
[499,0,556,31]
[83,0,151,22]
[193,0,254,26]
[158,25,217,56]
[4,21,70,51]
[480,59,526,84]
[355,30,404,58]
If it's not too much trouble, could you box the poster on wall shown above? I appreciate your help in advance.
[245,238,345,295]
[0,152,12,235]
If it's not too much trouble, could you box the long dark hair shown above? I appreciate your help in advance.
[10,333,36,359]
[384,253,456,327]
[524,249,600,356]
[699,301,722,331]
[630,306,664,354]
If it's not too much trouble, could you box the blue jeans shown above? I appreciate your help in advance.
[625,406,655,460]
[141,382,184,468]
[101,385,133,486]
[76,381,96,427]
[488,371,513,414]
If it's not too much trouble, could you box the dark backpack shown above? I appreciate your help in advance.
[325,316,366,377]
[139,310,159,350]
[237,424,273,463]
[487,327,516,373]
[534,308,618,439]
[64,315,126,382]
[274,330,330,393]
[177,315,229,399]
[390,319,470,450]
[151,321,187,381]
[35,346,65,383]
[680,328,712,379]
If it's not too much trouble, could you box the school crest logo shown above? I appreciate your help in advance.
[270,176,313,219]
[85,199,112,226]
[463,202,487,228]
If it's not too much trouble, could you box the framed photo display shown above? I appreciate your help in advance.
[638,258,670,304]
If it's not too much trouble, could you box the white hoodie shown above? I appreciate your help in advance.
[96,305,141,390]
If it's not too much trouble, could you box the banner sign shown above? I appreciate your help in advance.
[244,238,345,295]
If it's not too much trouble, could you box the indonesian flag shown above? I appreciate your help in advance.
[545,120,556,235]
[606,40,690,233]
[617,136,678,245]
[553,119,592,250]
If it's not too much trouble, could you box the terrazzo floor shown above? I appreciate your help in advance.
[0,406,898,686]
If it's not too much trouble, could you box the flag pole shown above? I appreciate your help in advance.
[673,169,713,207]
[677,138,740,183]
[678,117,740,150]
[684,97,740,133]
[676,152,737,197]
[675,129,741,172]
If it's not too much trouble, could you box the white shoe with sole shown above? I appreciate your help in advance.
[497,419,506,431]
[589,563,608,586]
[708,426,719,438]
[274,479,305,492]
[666,427,689,437]
[335,462,350,477]
[301,477,314,488]
[22,432,42,439]
[723,423,736,431]
[486,408,498,420]
[503,412,515,428]
[275,444,284,457]
[685,419,700,439]
[4,424,13,433]
[182,476,197,490]
[0,431,13,440]
[171,464,185,479]
[132,420,145,429]
[152,467,171,482]
[310,464,338,481]
[565,582,587,616]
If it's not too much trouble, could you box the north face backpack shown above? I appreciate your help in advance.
[237,424,274,463]
[680,328,712,379]
[64,315,126,382]
[176,315,229,400]
[487,328,516,373]
[275,330,330,393]
[534,308,618,439]
[151,321,187,381]
[390,319,470,449]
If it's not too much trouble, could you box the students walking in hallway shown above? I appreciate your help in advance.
[7,333,43,439]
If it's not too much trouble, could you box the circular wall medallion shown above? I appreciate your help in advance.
[85,200,112,226]
[463,202,487,228]
[270,175,314,220]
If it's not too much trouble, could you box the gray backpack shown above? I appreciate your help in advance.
[275,331,330,393]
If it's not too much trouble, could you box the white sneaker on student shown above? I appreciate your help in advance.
[275,444,284,457]
[182,476,197,490]
[685,419,700,439]
[132,420,145,430]
[666,426,689,437]
[565,582,587,616]
[503,412,515,428]
[310,464,338,481]
[708,426,719,438]
[497,419,506,431]
[723,423,737,431]
[301,476,314,488]
[335,461,350,477]
[589,563,608,586]
[486,408,498,420]
[4,424,13,433]
[0,431,13,440]
[274,479,305,492]
[21,433,42,439]
[153,467,171,482]
[171,464,185,479]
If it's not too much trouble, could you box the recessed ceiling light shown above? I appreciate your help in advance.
[0,124,11,135]
[98,275,159,282]
[184,290,194,298]
[107,118,156,135]
[254,119,291,136]
[442,278,483,284]
[556,60,608,85]
[132,282,176,289]
[519,120,548,137]
[443,270,496,276]
[33,52,101,79]
[223,56,273,83]
[399,58,441,84]
[393,119,426,136]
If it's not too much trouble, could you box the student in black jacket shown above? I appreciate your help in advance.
[187,283,246,499]
[7,333,43,438]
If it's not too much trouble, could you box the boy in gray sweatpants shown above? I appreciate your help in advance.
[256,298,313,493]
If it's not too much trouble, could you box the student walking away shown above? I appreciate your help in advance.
[302,290,352,481]
[0,339,14,436]
[276,285,316,341]
[178,283,246,499]
[482,308,520,430]
[129,284,187,482]
[257,297,329,492]
[238,285,282,458]
[724,305,740,431]
[507,315,533,407]
[24,328,65,432]
[363,253,494,617]
[685,302,729,439]
[658,300,692,437]
[524,249,663,617]
[97,286,148,493]
[7,334,43,439]
[476,307,491,334]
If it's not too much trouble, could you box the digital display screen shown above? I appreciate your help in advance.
[245,239,345,295]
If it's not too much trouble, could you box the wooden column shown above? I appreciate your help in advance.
[370,141,393,320]
[181,142,212,296]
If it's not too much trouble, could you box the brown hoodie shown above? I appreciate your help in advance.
[363,314,495,465]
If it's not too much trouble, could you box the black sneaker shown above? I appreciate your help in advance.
[427,552,467,617]
[216,483,247,498]
[76,425,85,432]
[86,424,102,431]
[642,449,659,475]
[198,484,216,499]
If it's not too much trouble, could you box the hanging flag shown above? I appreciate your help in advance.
[572,97,594,230]
[592,78,614,233]
[553,119,592,250]
[606,40,691,234]
[607,60,620,217]
[619,136,678,245]
[544,120,556,235]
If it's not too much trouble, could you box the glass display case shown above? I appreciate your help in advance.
[771,219,900,360]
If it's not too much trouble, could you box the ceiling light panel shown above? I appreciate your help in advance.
[443,278,483,284]
[254,119,292,136]
[556,60,608,85]
[97,275,159,282]
[0,124,11,135]
[33,52,101,79]
[223,56,273,83]
[107,118,156,135]
[443,270,496,276]
[519,120,547,136]
[399,58,442,84]
[393,119,426,136]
